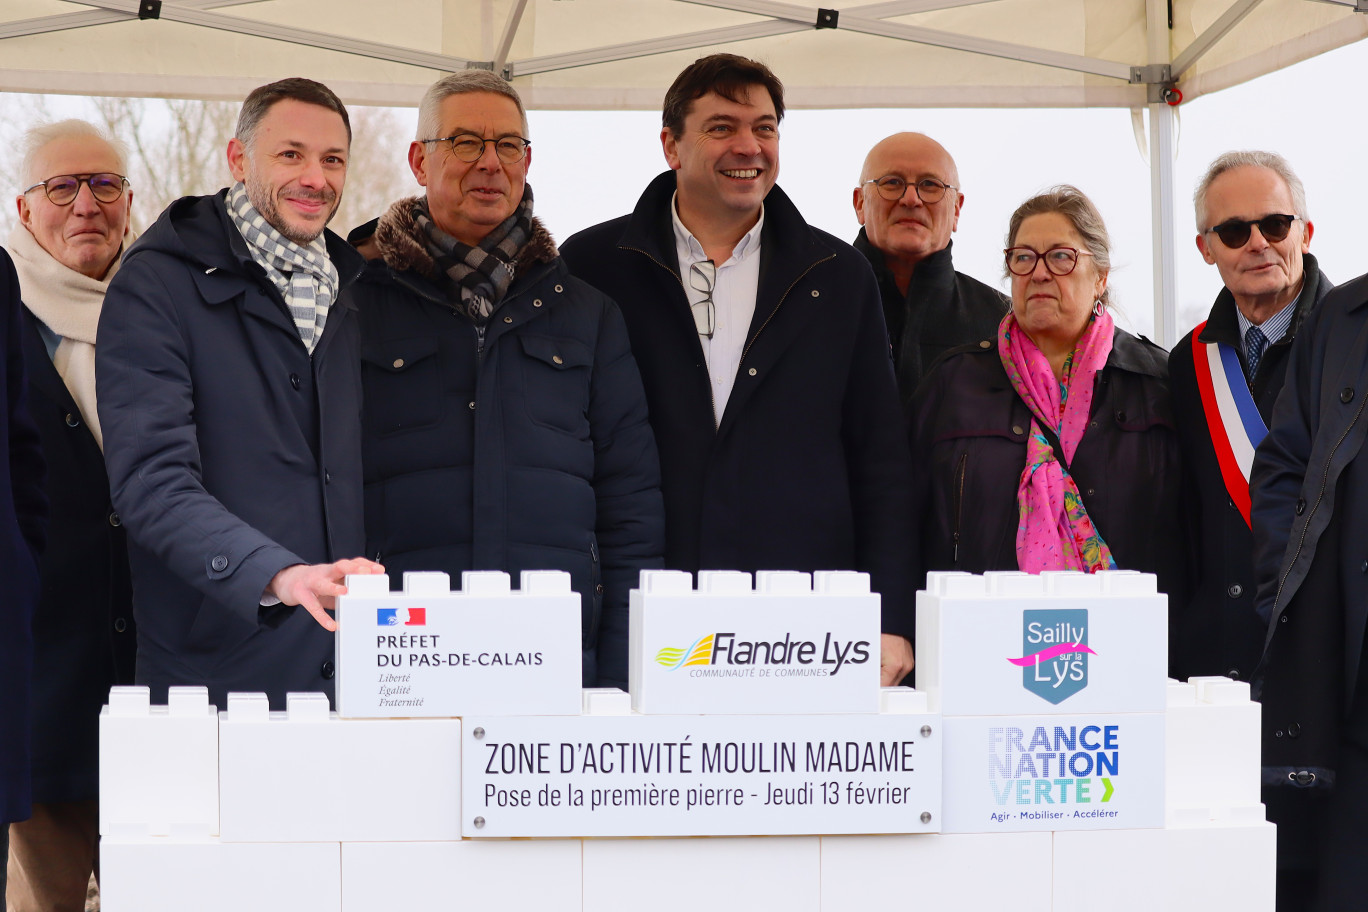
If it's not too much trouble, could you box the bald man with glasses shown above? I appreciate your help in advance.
[853,132,1007,403]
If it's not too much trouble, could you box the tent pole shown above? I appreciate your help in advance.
[1146,0,1178,347]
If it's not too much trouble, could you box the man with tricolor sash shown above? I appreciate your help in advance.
[1168,150,1328,909]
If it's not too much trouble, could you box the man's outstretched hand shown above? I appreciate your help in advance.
[267,558,386,631]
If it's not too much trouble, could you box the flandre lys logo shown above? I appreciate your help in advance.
[377,607,427,627]
[1008,609,1095,704]
[655,631,870,676]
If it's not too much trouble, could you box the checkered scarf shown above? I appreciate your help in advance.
[227,182,339,354]
[413,185,534,324]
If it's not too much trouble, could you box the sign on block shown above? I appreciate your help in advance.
[916,570,1167,716]
[335,570,582,718]
[941,712,1165,833]
[629,570,882,714]
[461,713,941,837]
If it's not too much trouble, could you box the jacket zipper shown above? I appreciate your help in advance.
[1273,391,1368,610]
[953,452,967,563]
[738,253,836,365]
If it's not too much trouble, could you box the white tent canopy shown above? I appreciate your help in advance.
[3,0,1366,342]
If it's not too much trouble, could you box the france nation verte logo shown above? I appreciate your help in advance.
[1010,609,1095,705]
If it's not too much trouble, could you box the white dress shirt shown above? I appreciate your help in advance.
[671,195,764,426]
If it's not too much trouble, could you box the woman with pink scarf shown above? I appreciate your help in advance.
[908,186,1188,603]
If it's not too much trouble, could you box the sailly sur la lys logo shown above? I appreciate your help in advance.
[1008,608,1096,704]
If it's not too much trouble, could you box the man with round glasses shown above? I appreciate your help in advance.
[346,71,663,689]
[7,119,135,912]
[853,132,1006,402]
[1168,150,1330,910]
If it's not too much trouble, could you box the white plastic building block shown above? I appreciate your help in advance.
[1165,677,1261,818]
[583,837,819,912]
[219,698,460,842]
[100,686,218,837]
[879,686,929,714]
[100,837,339,912]
[821,832,1052,912]
[341,840,582,912]
[334,568,583,717]
[629,568,882,715]
[1053,828,1168,911]
[581,686,632,715]
[1166,820,1275,911]
[342,572,390,597]
[985,570,1046,597]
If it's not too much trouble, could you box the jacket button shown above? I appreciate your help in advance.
[1342,387,1355,404]
[1293,770,1316,786]
[468,401,476,410]
[553,355,564,365]
[1296,498,1306,515]
[1116,410,1127,422]
[748,368,757,376]
[1288,722,1302,738]
[553,285,564,293]
[1226,667,1240,679]
[392,359,404,369]
[290,373,301,390]
[325,471,332,484]
[321,661,335,680]
[1228,583,1243,598]
[1274,729,1284,738]
[810,290,820,298]
[533,299,543,307]
[1086,488,1095,497]
[114,617,128,633]
[64,412,80,428]
[1011,425,1024,436]
[979,340,991,349]
[504,316,513,323]
[1280,614,1289,623]
[1090,421,1098,428]
[1361,560,1368,573]
[595,584,605,595]
[211,555,229,572]
[108,511,121,527]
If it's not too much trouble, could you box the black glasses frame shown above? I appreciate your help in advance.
[688,261,716,338]
[1205,214,1300,250]
[22,173,129,206]
[1004,246,1095,277]
[862,175,958,204]
[421,133,531,164]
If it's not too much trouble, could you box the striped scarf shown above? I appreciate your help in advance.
[413,185,534,324]
[227,182,338,355]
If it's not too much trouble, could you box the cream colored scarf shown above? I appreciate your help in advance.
[6,222,128,450]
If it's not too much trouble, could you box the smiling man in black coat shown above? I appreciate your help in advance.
[561,54,917,683]
[98,79,382,712]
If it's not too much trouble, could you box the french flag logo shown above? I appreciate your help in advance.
[377,607,427,626]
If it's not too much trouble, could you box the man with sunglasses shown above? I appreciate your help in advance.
[97,79,383,716]
[1168,151,1329,909]
[561,54,917,685]
[7,120,134,912]
[347,72,662,689]
[853,132,1007,402]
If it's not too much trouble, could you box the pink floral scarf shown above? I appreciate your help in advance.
[998,310,1118,574]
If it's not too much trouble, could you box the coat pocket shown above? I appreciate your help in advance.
[361,336,441,436]
[518,334,593,436]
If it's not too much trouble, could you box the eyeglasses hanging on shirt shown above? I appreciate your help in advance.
[689,260,717,338]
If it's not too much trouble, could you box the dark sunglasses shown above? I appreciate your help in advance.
[1206,214,1300,249]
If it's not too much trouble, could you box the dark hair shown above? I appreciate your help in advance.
[236,77,352,153]
[661,54,785,136]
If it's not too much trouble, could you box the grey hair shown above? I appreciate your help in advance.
[416,70,528,141]
[20,119,129,187]
[1193,150,1308,231]
[1005,184,1113,306]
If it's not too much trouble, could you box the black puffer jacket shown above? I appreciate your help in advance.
[909,327,1189,604]
[349,199,664,688]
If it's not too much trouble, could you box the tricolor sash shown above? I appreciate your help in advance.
[1190,320,1268,526]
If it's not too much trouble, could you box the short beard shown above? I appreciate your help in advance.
[243,171,337,246]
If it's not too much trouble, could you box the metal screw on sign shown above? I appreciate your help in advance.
[920,725,933,738]
[920,812,932,825]
[474,817,486,829]
[473,727,485,739]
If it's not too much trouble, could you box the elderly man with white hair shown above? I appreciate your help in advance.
[7,119,135,912]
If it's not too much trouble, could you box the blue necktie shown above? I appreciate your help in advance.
[1246,326,1268,382]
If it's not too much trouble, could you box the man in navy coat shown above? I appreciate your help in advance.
[0,246,47,904]
[98,78,381,711]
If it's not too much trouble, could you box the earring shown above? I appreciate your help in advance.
[1093,299,1104,317]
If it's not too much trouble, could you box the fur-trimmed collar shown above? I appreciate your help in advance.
[370,195,558,280]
